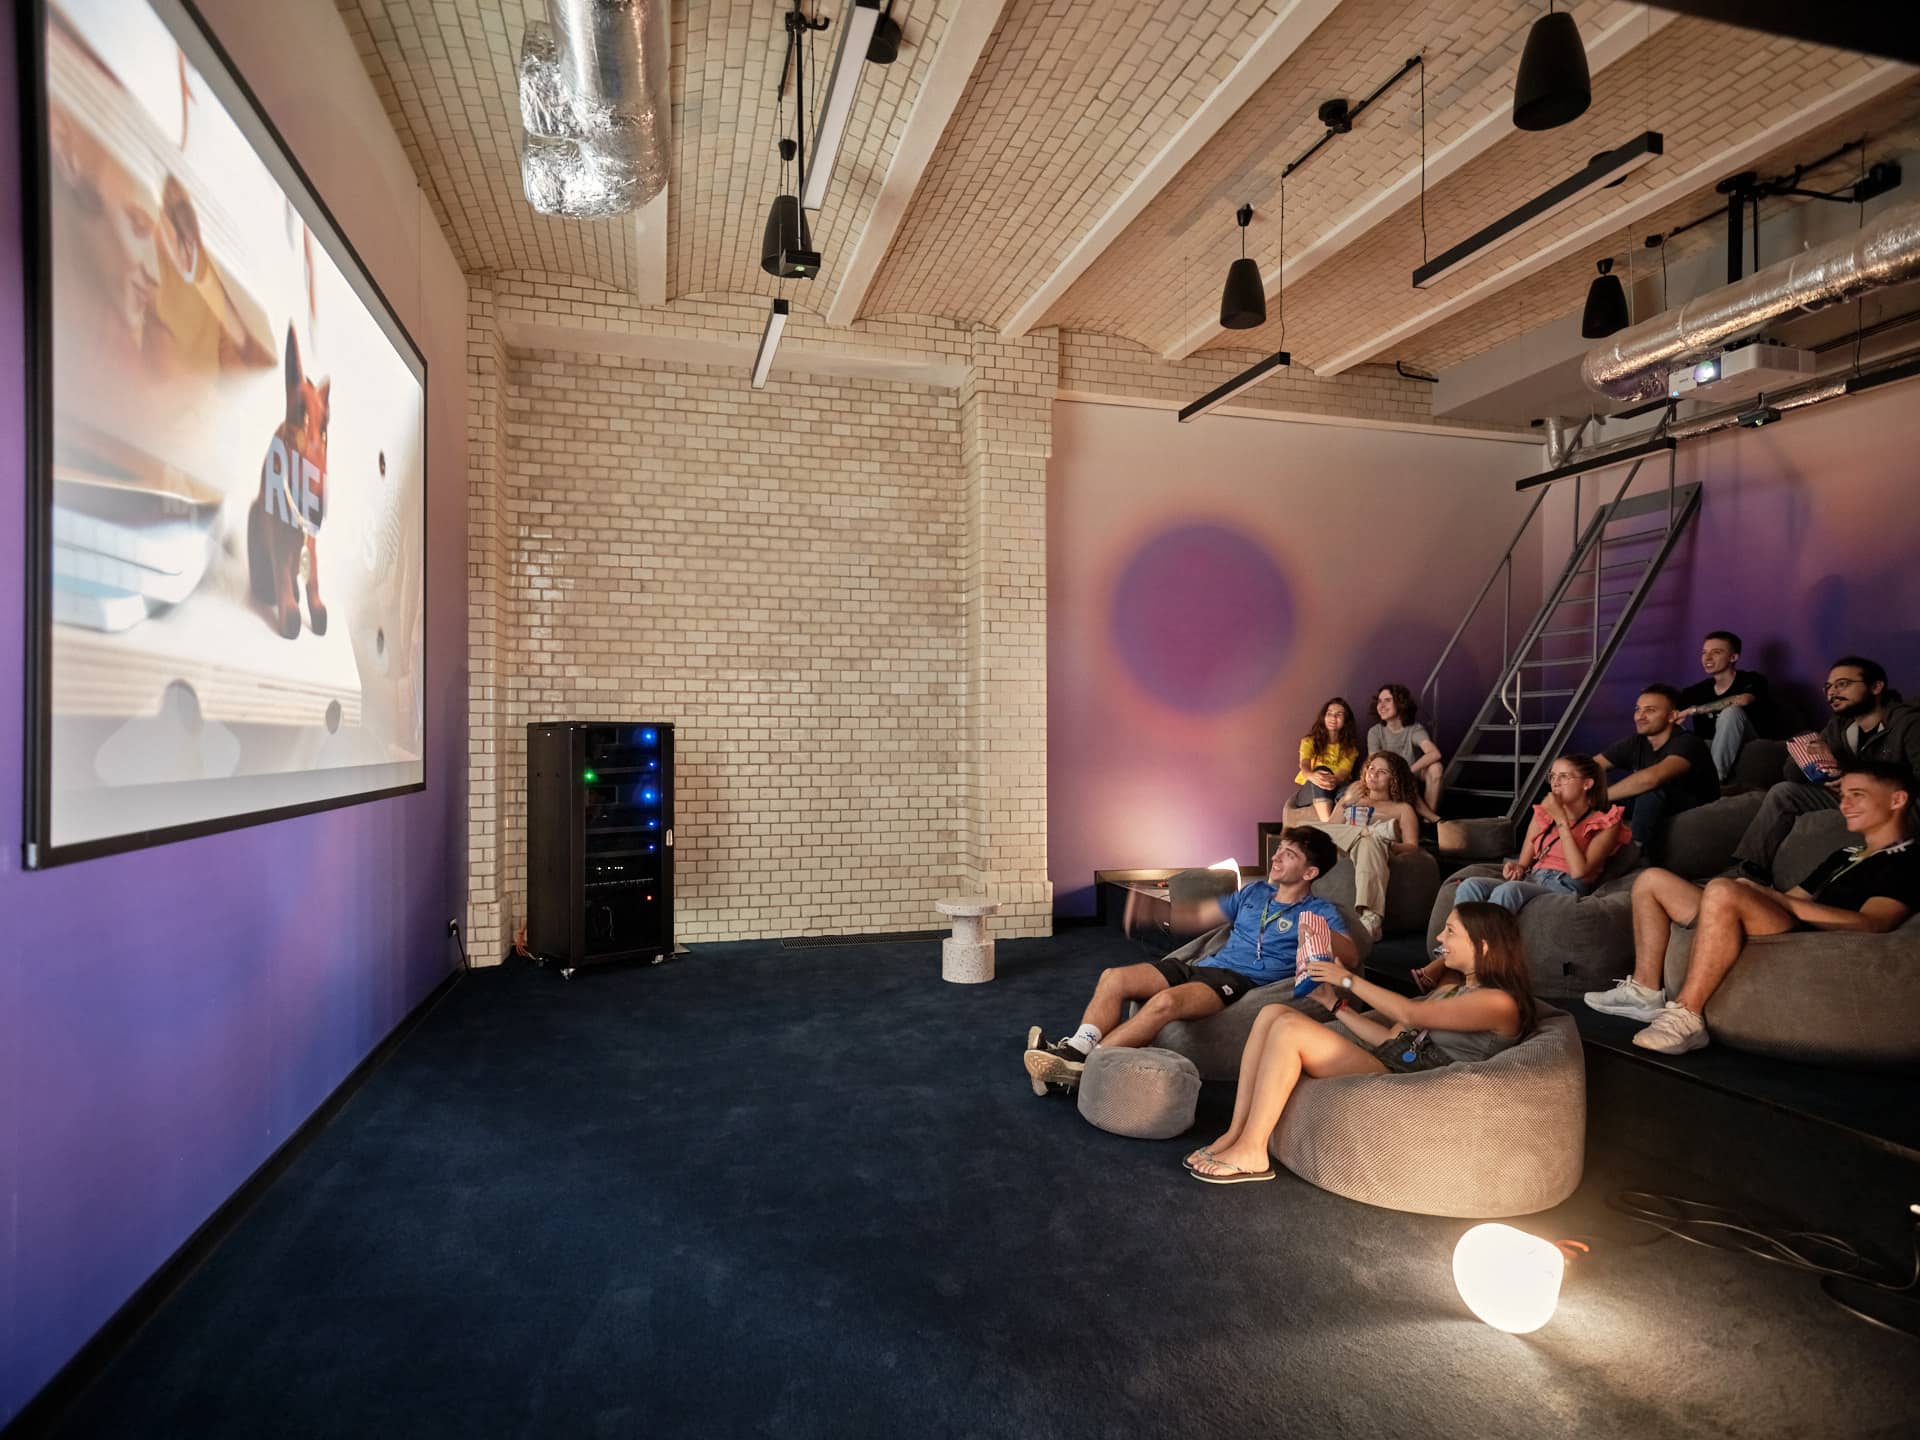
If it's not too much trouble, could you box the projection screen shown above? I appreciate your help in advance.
[24,0,428,865]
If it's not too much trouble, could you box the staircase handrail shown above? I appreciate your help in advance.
[1419,487,1549,718]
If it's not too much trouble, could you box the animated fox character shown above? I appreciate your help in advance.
[247,325,330,638]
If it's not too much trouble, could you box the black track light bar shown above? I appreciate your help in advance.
[1514,435,1674,492]
[1414,131,1663,289]
[1281,54,1422,183]
[1178,349,1292,423]
[1846,354,1920,397]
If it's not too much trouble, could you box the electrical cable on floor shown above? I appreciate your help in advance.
[1610,1190,1920,1338]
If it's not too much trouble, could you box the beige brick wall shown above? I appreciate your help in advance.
[488,347,977,948]
[461,276,1513,957]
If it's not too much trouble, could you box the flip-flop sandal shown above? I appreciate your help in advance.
[1181,1146,1215,1172]
[1190,1159,1275,1185]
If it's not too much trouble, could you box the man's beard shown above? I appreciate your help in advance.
[1834,693,1879,719]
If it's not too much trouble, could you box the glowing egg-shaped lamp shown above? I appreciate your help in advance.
[1452,1224,1564,1333]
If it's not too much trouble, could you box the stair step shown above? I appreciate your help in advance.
[1517,656,1594,668]
[1591,557,1654,574]
[1478,722,1561,731]
[1458,752,1545,763]
[1537,625,1606,639]
[1507,687,1577,698]
[1450,786,1520,798]
[1551,590,1637,606]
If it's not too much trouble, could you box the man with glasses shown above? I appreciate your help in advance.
[1733,656,1920,882]
[1022,829,1354,1093]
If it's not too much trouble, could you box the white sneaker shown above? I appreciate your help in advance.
[1584,976,1666,1022]
[1356,907,1385,942]
[1633,1002,1710,1055]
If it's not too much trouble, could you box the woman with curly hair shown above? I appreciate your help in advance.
[1291,696,1360,822]
[1307,751,1424,941]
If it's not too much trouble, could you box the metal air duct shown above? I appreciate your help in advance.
[519,0,670,220]
[1581,197,1920,403]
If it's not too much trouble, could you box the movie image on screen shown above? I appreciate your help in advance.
[25,0,427,864]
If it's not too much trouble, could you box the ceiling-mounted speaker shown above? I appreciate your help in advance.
[761,194,819,278]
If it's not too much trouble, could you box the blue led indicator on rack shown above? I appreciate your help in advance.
[641,788,658,803]
[641,728,657,745]
[648,819,658,829]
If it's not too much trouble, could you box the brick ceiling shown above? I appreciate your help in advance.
[338,0,1920,375]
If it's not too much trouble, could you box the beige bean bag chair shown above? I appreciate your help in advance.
[1269,1008,1586,1217]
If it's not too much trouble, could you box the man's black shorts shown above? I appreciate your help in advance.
[1153,958,1264,1005]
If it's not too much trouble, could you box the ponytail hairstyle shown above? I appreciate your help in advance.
[1451,902,1537,1037]
[1554,752,1608,809]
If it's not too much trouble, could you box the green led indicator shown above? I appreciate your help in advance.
[582,769,598,783]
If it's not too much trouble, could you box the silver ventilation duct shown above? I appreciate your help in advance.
[519,0,670,220]
[1581,197,1920,403]
[1541,414,1588,467]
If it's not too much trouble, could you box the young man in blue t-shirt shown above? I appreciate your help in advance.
[1023,828,1355,1093]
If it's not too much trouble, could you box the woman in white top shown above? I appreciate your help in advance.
[1308,751,1423,941]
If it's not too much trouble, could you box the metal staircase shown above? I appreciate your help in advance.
[1422,445,1701,830]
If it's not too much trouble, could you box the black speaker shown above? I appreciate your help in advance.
[527,721,675,975]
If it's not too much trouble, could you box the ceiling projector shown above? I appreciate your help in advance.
[1668,341,1816,401]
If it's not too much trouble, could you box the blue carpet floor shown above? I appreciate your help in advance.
[44,929,1920,1439]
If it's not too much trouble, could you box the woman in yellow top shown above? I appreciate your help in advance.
[1292,696,1360,820]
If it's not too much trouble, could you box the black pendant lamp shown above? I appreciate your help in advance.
[1513,2,1591,132]
[1219,204,1266,330]
[1581,257,1629,338]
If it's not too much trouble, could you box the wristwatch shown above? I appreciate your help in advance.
[1340,975,1353,990]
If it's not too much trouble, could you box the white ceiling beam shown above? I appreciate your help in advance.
[1311,59,1916,376]
[498,317,970,389]
[628,188,669,307]
[1166,5,1676,360]
[825,0,1009,328]
[998,0,1347,341]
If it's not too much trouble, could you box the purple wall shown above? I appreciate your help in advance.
[1560,386,1920,753]
[0,4,470,1423]
[1047,401,1542,916]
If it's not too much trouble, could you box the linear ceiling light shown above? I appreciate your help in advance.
[802,0,885,211]
[1413,131,1663,289]
[752,299,790,389]
[1177,349,1292,422]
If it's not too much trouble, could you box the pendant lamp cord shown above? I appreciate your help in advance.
[1278,178,1286,348]
[1417,52,1428,267]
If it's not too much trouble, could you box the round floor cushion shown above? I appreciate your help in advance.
[1269,1011,1586,1217]
[1077,1046,1200,1140]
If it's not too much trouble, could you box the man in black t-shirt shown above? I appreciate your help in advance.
[1675,630,1770,782]
[1586,760,1917,1054]
[1599,684,1718,862]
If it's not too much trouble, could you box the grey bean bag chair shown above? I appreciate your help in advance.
[1143,908,1373,1082]
[1077,1046,1200,1139]
[1312,846,1442,939]
[1661,792,1764,882]
[1269,1008,1586,1217]
[1428,841,1644,999]
[1663,810,1920,1067]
